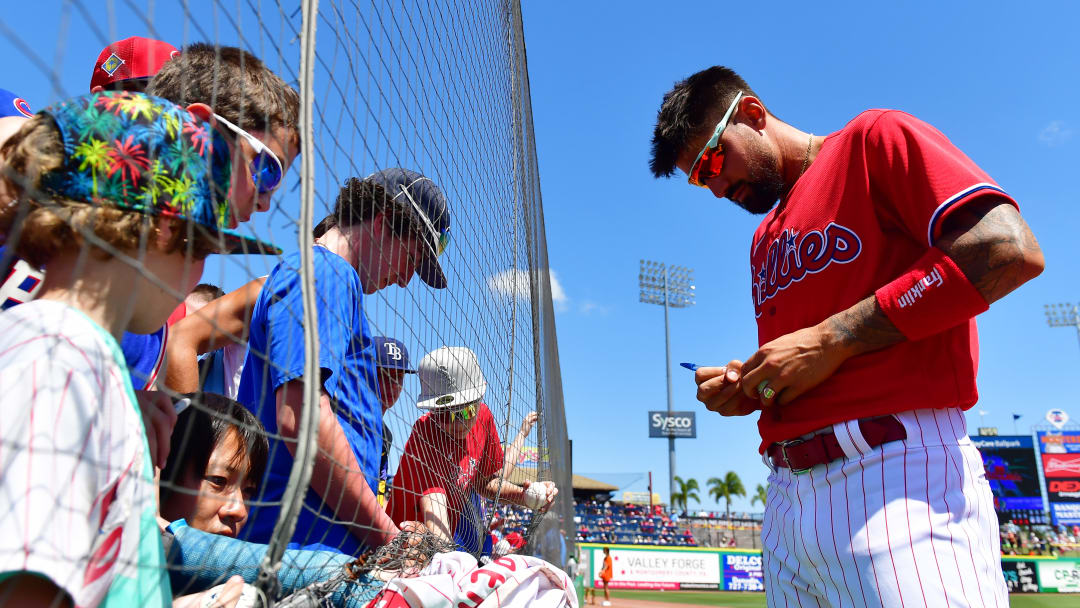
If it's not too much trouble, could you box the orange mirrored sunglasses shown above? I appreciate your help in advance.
[687,91,743,188]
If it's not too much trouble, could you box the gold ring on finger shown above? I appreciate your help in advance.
[757,380,775,401]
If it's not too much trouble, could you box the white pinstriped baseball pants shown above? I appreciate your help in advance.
[761,407,1008,608]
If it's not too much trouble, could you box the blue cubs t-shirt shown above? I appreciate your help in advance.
[237,247,382,555]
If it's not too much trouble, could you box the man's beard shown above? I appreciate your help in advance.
[733,136,785,215]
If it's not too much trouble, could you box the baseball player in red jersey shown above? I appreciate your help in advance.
[650,66,1045,607]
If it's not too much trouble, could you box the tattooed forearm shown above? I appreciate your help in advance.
[820,199,1043,360]
[934,199,1044,305]
[824,294,906,358]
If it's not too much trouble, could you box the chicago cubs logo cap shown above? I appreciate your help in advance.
[90,36,179,91]
[0,88,33,118]
[416,346,487,410]
[374,336,416,373]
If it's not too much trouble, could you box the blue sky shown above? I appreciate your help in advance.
[520,2,1080,512]
[2,2,1079,515]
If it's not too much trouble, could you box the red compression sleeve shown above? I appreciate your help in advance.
[875,246,988,342]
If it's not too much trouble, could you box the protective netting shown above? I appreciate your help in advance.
[0,1,571,606]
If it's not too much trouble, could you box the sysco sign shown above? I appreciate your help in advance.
[648,411,696,438]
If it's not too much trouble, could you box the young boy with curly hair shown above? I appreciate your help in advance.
[0,91,276,607]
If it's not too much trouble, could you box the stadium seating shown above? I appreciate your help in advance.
[570,500,762,547]
[1000,521,1080,557]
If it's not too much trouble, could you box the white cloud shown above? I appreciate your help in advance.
[579,300,609,315]
[487,268,568,311]
[486,268,528,300]
[1039,120,1073,146]
[549,271,568,311]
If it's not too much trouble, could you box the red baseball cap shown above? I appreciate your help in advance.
[505,532,525,549]
[89,36,179,91]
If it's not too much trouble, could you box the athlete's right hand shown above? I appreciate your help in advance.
[694,362,759,417]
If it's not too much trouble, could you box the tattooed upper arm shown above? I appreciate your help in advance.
[821,198,1043,360]
[934,198,1044,305]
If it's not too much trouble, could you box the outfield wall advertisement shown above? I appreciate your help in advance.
[1035,558,1080,593]
[1000,559,1039,593]
[972,435,1043,511]
[580,544,761,591]
[1036,431,1080,525]
[580,545,1077,594]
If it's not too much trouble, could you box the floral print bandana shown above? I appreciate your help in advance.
[38,91,280,255]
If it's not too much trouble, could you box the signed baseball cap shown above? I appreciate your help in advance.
[90,36,179,92]
[416,346,486,410]
[367,168,451,289]
[374,336,416,373]
[0,88,33,118]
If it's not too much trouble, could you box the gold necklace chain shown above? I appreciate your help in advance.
[782,133,816,206]
[800,133,814,176]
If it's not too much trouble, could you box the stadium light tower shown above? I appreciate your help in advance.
[639,260,695,508]
[1045,302,1080,350]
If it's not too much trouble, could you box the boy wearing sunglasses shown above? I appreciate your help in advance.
[148,43,300,226]
[0,91,270,608]
[387,346,558,553]
[649,65,1043,605]
[235,169,452,555]
[0,44,300,470]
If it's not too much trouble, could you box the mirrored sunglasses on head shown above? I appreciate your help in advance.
[398,184,451,257]
[435,401,478,423]
[212,113,284,194]
[434,226,450,257]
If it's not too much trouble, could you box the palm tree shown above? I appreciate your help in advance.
[670,476,700,513]
[707,472,747,527]
[106,134,150,186]
[73,139,111,193]
[751,483,768,508]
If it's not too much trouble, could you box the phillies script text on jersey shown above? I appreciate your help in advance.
[752,223,862,318]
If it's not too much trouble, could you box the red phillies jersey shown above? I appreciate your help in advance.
[387,403,504,531]
[752,110,1017,451]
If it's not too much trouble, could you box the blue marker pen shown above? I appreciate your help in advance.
[173,397,191,415]
[679,362,700,371]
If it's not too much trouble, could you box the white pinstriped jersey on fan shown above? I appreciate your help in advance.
[0,300,170,606]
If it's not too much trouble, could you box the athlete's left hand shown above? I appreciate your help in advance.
[738,322,850,407]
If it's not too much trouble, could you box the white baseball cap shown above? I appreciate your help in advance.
[416,346,487,410]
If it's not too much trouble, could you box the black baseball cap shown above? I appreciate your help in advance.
[367,168,451,289]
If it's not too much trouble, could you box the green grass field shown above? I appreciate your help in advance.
[605,590,1080,607]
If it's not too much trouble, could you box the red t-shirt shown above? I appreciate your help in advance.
[752,110,1017,451]
[387,403,504,532]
